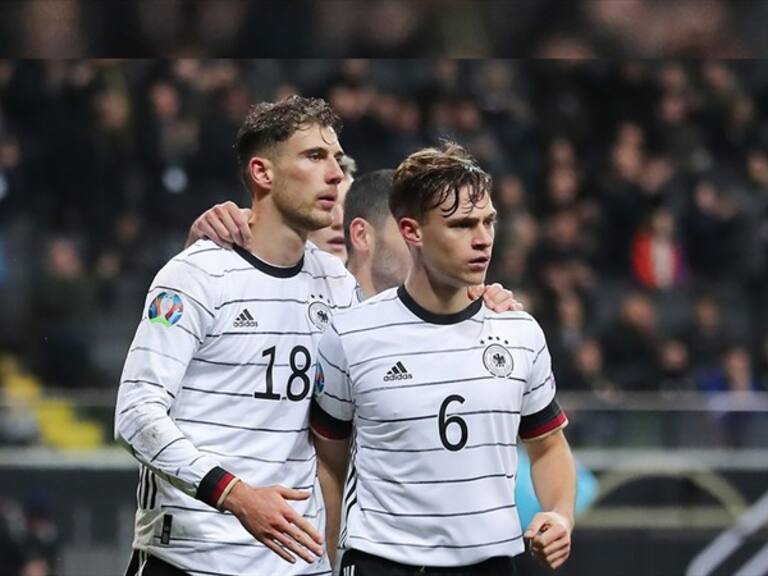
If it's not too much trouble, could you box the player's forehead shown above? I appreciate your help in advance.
[284,123,343,154]
[439,185,495,220]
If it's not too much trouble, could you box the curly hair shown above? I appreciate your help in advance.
[390,142,492,221]
[235,95,342,189]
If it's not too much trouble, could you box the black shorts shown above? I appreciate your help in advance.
[340,549,518,576]
[124,550,189,576]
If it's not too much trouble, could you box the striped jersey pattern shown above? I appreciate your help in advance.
[311,286,567,567]
[114,239,358,576]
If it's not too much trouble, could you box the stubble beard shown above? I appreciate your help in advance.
[272,183,333,234]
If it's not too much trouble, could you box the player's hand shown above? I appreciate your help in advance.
[467,283,524,312]
[190,201,252,249]
[524,511,573,570]
[221,482,324,564]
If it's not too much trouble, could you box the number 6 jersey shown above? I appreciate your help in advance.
[114,239,358,576]
[310,286,568,567]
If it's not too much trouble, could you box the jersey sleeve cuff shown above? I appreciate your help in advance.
[310,399,352,439]
[197,466,237,508]
[519,398,568,441]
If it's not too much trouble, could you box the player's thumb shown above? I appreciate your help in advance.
[278,487,311,501]
[466,284,485,301]
[524,514,549,539]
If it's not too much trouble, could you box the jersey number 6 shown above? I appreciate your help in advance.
[438,394,468,451]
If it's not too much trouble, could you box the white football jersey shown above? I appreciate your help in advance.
[114,240,359,576]
[311,286,567,567]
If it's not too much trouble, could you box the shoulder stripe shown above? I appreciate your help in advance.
[532,344,547,365]
[358,502,515,518]
[150,436,185,463]
[349,345,485,369]
[214,297,347,310]
[187,247,225,258]
[524,373,554,396]
[357,408,519,424]
[318,349,350,377]
[128,346,186,367]
[206,330,319,339]
[337,320,425,337]
[170,258,226,278]
[487,316,534,322]
[358,440,517,453]
[300,270,349,280]
[199,447,315,465]
[357,294,400,308]
[118,399,167,416]
[347,533,522,550]
[212,267,351,281]
[350,345,536,368]
[181,385,251,398]
[189,357,316,372]
[359,471,515,486]
[359,375,506,397]
[176,417,309,434]
[321,390,353,404]
[174,324,204,345]
[191,357,268,368]
[148,284,214,318]
[121,379,176,399]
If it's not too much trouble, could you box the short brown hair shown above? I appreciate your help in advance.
[235,95,341,189]
[390,142,492,221]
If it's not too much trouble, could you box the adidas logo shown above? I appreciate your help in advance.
[383,361,412,382]
[233,309,258,328]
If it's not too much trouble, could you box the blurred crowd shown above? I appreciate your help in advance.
[1,0,768,57]
[1,59,768,418]
[0,497,58,576]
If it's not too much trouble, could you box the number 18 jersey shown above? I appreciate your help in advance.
[311,286,567,567]
[115,240,358,575]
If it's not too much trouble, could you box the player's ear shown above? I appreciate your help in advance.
[248,155,273,190]
[399,217,422,248]
[348,217,371,254]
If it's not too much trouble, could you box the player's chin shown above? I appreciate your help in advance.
[306,211,333,230]
[462,268,488,286]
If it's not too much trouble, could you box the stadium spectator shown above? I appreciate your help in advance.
[600,292,662,390]
[25,237,97,389]
[631,208,687,290]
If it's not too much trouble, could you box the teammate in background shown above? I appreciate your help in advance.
[311,143,576,575]
[115,96,357,576]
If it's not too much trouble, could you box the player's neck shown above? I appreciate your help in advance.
[245,199,306,267]
[347,257,376,300]
[404,266,471,315]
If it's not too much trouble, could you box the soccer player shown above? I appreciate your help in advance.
[187,154,357,265]
[310,143,576,575]
[115,95,357,575]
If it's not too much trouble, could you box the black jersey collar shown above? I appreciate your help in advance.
[233,245,304,278]
[397,285,482,325]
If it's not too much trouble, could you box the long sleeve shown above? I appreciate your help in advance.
[114,257,235,508]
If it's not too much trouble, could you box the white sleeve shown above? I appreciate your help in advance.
[310,323,354,439]
[519,319,567,441]
[114,257,233,507]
